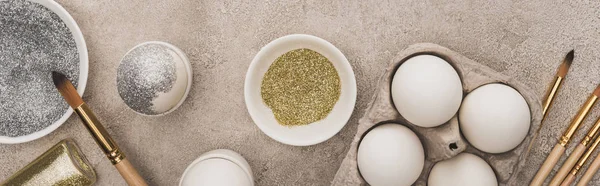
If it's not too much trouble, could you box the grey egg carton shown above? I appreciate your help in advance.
[332,43,542,186]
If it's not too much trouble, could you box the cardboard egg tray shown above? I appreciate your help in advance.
[332,43,542,186]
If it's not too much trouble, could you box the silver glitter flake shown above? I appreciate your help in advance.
[0,0,79,137]
[117,43,177,115]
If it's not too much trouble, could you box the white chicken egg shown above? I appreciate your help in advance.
[428,153,498,186]
[357,123,424,186]
[391,55,463,127]
[459,83,530,153]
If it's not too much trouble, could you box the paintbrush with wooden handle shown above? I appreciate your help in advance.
[530,84,600,186]
[52,71,148,186]
[559,127,600,186]
[551,117,600,186]
[526,50,574,156]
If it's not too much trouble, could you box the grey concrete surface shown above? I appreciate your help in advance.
[1,0,600,185]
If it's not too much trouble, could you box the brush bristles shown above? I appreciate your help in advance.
[558,50,574,77]
[52,71,83,108]
[594,84,600,97]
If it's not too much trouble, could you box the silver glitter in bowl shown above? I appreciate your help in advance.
[117,42,190,115]
[0,0,79,137]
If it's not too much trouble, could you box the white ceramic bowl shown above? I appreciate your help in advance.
[180,149,254,186]
[244,34,357,146]
[0,0,88,144]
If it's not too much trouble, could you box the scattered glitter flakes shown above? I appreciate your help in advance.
[261,48,341,126]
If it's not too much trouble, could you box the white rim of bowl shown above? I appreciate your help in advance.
[244,34,357,146]
[0,0,89,144]
[179,149,255,186]
[117,41,193,117]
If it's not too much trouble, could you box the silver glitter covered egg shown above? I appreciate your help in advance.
[117,41,192,116]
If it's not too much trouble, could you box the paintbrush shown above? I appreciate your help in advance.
[530,84,600,186]
[526,50,574,155]
[559,126,600,186]
[551,117,600,185]
[52,71,148,186]
[577,135,600,186]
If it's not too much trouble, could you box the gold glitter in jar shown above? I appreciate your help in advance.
[1,139,96,186]
[261,48,341,126]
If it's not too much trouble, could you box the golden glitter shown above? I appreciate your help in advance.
[1,139,96,186]
[261,48,341,126]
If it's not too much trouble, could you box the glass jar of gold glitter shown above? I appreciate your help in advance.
[1,139,96,186]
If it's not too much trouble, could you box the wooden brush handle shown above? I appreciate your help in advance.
[115,159,148,186]
[560,174,576,186]
[550,144,586,186]
[531,144,566,186]
[578,154,600,186]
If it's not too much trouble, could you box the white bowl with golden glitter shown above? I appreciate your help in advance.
[245,34,357,146]
[0,0,88,144]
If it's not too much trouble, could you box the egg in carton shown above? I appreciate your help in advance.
[332,43,542,186]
